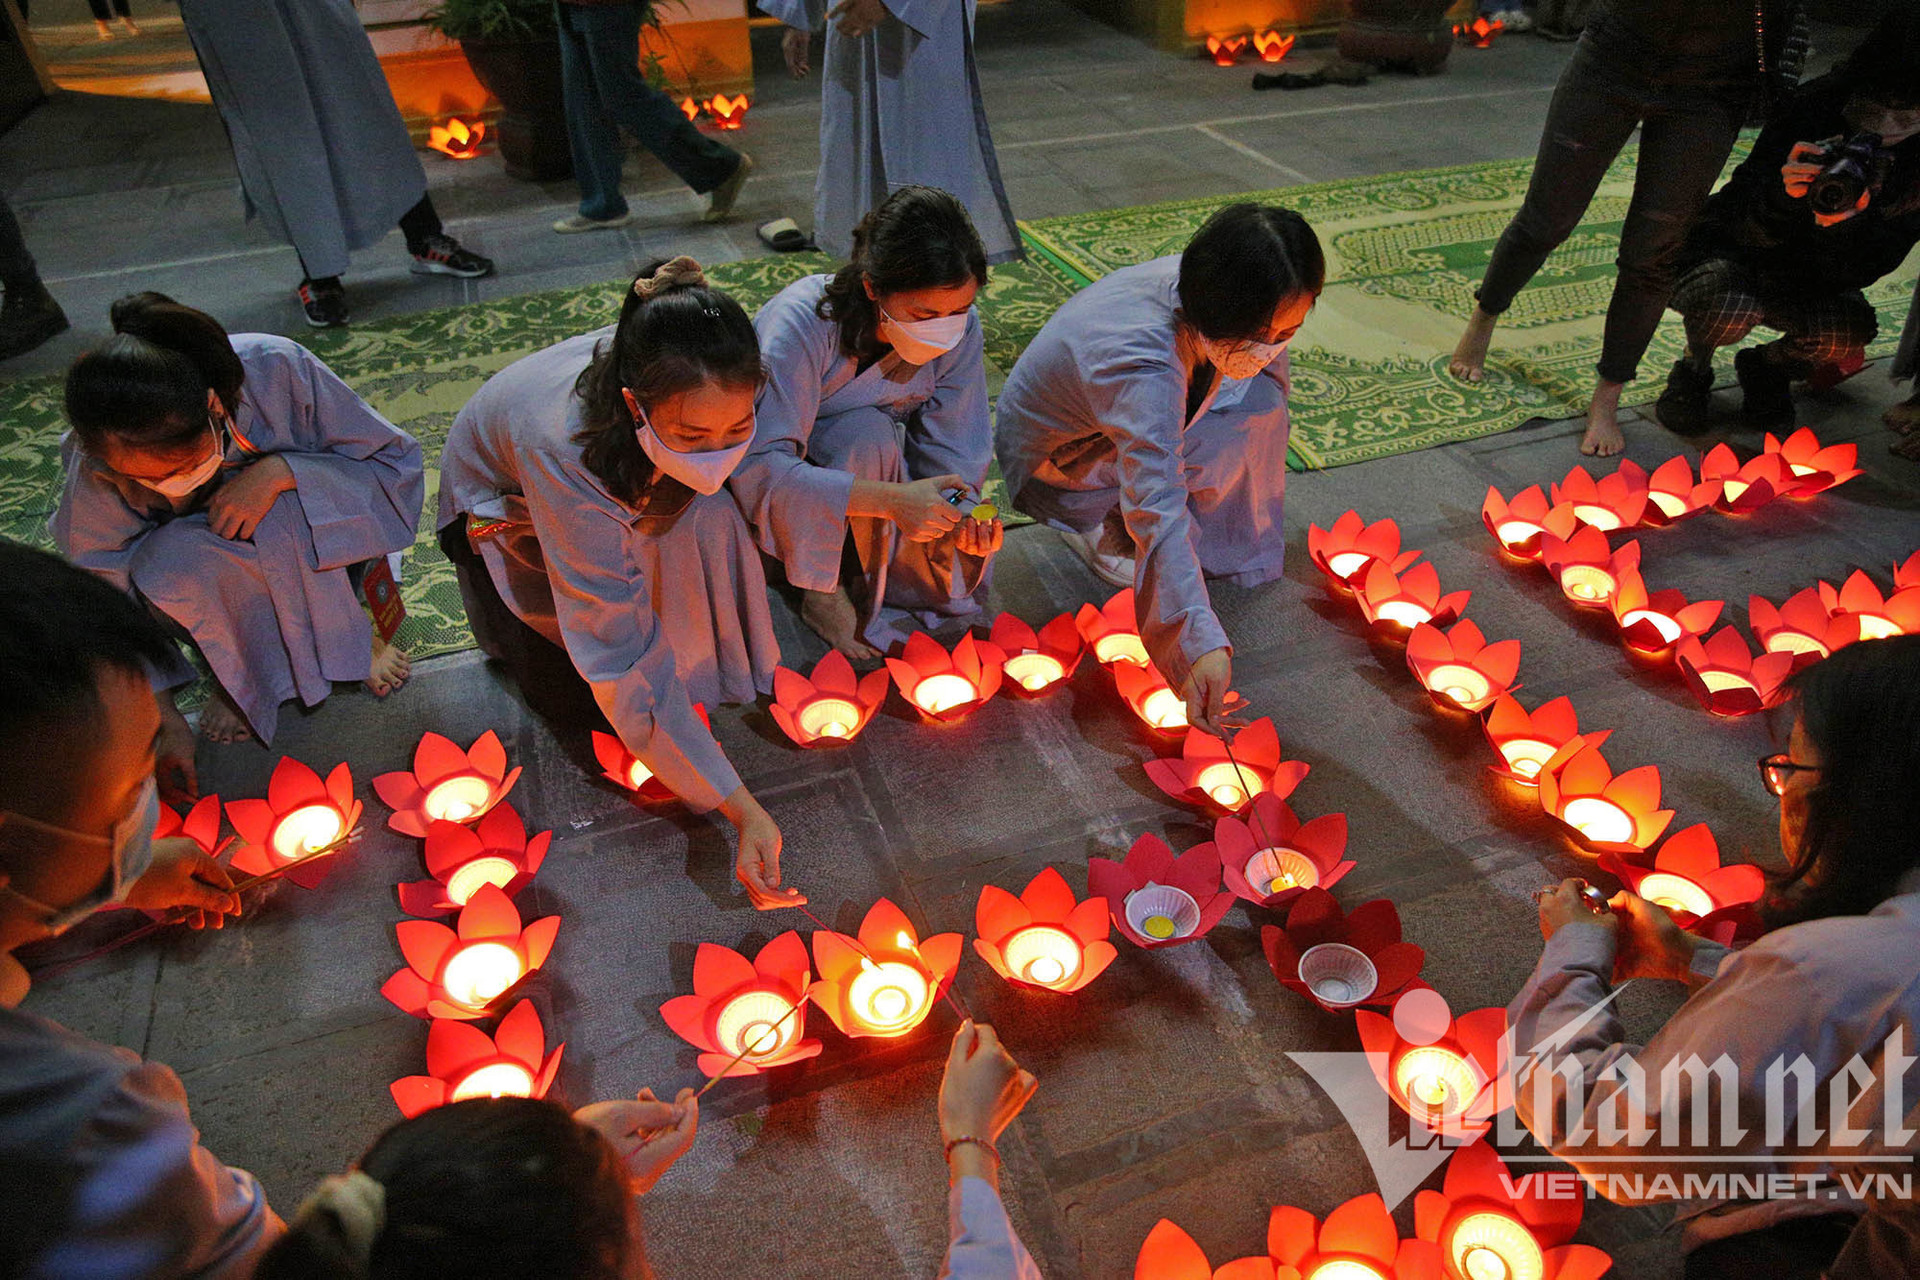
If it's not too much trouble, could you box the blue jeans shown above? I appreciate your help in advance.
[555,3,740,219]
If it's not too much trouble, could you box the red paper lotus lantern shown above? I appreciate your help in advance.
[1537,739,1673,854]
[1253,30,1296,61]
[706,94,748,129]
[1114,661,1192,735]
[678,97,700,121]
[1307,510,1421,590]
[1598,823,1764,943]
[225,757,363,888]
[1482,486,1577,562]
[1262,889,1424,1012]
[1762,427,1860,497]
[1406,618,1521,713]
[885,631,1005,721]
[1749,585,1853,667]
[1539,527,1639,609]
[382,883,560,1021]
[1551,460,1649,532]
[1212,794,1351,909]
[973,867,1116,992]
[427,116,487,159]
[771,650,888,746]
[990,611,1084,695]
[1414,1140,1612,1280]
[1607,569,1722,662]
[1204,33,1249,64]
[1642,455,1720,525]
[1089,832,1235,949]
[1455,13,1503,45]
[1820,569,1920,641]
[1675,627,1794,717]
[1701,443,1793,514]
[1896,551,1920,592]
[810,899,962,1039]
[591,705,710,802]
[1145,716,1307,814]
[390,1000,564,1118]
[374,730,521,837]
[1357,990,1509,1137]
[1355,560,1471,636]
[1132,1219,1270,1280]
[1268,1193,1439,1280]
[660,931,822,1075]
[1077,588,1151,667]
[156,794,230,859]
[398,805,551,918]
[1482,695,1608,786]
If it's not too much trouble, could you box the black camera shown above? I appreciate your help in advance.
[1805,132,1896,217]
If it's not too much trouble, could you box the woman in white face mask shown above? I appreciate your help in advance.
[438,257,803,912]
[732,186,1003,660]
[53,292,424,768]
[994,204,1322,740]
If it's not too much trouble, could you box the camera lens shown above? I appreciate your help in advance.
[1808,170,1866,216]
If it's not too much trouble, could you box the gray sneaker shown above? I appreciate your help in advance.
[703,154,754,224]
[553,212,633,234]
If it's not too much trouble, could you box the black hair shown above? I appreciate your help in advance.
[1762,635,1920,928]
[64,292,246,457]
[255,1098,638,1280]
[1177,204,1325,343]
[573,259,762,506]
[817,186,988,363]
[0,541,176,806]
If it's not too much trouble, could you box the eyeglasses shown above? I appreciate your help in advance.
[1758,753,1820,796]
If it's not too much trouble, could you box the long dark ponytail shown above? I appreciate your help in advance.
[64,292,246,455]
[816,185,987,363]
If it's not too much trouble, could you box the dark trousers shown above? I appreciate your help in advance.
[1684,1214,1856,1280]
[555,1,739,218]
[86,0,133,19]
[1475,16,1749,384]
[298,195,440,282]
[0,194,36,291]
[1672,257,1879,376]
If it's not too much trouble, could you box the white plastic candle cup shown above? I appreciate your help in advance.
[1297,943,1378,1008]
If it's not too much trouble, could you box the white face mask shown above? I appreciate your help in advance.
[141,425,225,500]
[1,778,159,936]
[1201,334,1289,381]
[631,400,749,496]
[878,304,969,365]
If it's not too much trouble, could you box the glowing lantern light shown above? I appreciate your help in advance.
[1761,427,1861,497]
[1077,588,1151,667]
[1701,443,1793,515]
[1269,1192,1435,1280]
[1481,695,1608,787]
[156,794,231,860]
[1254,30,1296,61]
[1748,586,1852,668]
[1481,486,1576,562]
[1211,795,1352,909]
[1598,823,1764,945]
[705,94,749,129]
[1145,716,1306,814]
[1307,510,1421,590]
[427,116,488,159]
[1642,455,1720,526]
[1114,661,1192,735]
[1354,559,1471,637]
[989,612,1084,695]
[973,867,1116,993]
[1550,460,1649,532]
[1088,833,1234,950]
[1820,569,1920,642]
[1454,13,1504,45]
[659,931,822,1076]
[1413,1141,1611,1280]
[591,705,710,802]
[390,1000,564,1118]
[1406,618,1521,713]
[678,97,700,121]
[1607,569,1722,663]
[397,805,551,918]
[225,757,363,889]
[809,899,961,1039]
[770,650,889,746]
[1675,627,1795,718]
[885,631,1004,721]
[1204,33,1249,64]
[1539,526,1639,609]
[382,883,560,1021]
[373,730,521,837]
[1261,889,1425,1013]
[1356,989,1509,1138]
[1537,739,1673,854]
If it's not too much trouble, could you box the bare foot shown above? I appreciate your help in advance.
[94,18,113,37]
[1885,391,1920,436]
[365,634,412,697]
[1580,409,1626,457]
[1893,431,1920,463]
[1449,306,1498,383]
[198,687,253,744]
[799,587,880,661]
[120,16,141,33]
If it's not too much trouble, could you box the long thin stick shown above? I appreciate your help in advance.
[691,991,812,1100]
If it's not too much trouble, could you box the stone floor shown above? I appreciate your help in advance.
[9,4,1919,1279]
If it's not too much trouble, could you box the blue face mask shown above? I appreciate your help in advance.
[1,778,159,935]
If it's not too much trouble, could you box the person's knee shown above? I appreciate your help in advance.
[812,410,902,479]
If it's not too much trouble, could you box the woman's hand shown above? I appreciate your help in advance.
[721,788,805,910]
[886,475,967,543]
[1180,647,1245,739]
[939,1019,1037,1160]
[954,515,1003,559]
[828,0,889,38]
[782,27,811,77]
[207,455,294,541]
[576,1087,699,1195]
[1609,892,1707,983]
[124,837,242,929]
[1534,878,1616,944]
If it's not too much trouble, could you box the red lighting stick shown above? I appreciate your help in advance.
[791,902,969,1022]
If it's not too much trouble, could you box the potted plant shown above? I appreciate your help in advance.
[426,0,573,181]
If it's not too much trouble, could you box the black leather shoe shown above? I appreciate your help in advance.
[1654,357,1714,435]
[1734,346,1796,429]
[0,281,69,361]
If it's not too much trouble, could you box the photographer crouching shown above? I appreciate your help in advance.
[1656,11,1920,446]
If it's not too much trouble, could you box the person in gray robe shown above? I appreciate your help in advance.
[733,187,1001,656]
[52,294,422,750]
[994,206,1322,736]
[762,0,1021,264]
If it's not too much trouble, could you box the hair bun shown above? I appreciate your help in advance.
[293,1170,386,1266]
[633,256,707,301]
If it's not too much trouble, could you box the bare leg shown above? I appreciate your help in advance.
[198,683,253,744]
[1580,377,1626,457]
[365,633,412,696]
[800,585,880,661]
[1885,387,1920,436]
[1450,305,1498,383]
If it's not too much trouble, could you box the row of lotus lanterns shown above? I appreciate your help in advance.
[1204,30,1296,65]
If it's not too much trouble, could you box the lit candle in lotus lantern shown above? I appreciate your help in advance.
[1076,588,1151,667]
[1087,833,1234,949]
[1354,559,1471,637]
[1307,510,1420,590]
[1748,586,1852,668]
[390,1000,564,1118]
[1643,454,1720,525]
[373,730,521,836]
[1481,694,1607,786]
[382,884,560,1021]
[1607,570,1722,663]
[659,932,822,1075]
[427,116,487,159]
[1405,618,1521,713]
[770,650,889,746]
[988,611,1083,695]
[398,805,551,919]
[1266,1191,1417,1280]
[1702,443,1794,514]
[705,94,749,129]
[1212,794,1352,908]
[1455,13,1503,45]
[1204,33,1248,64]
[1261,889,1425,1012]
[973,867,1116,992]
[885,632,1004,721]
[1253,30,1296,61]
[1550,460,1649,532]
[1762,427,1861,497]
[1113,661,1192,735]
[1144,716,1307,814]
[591,705,710,802]
[224,756,363,889]
[1356,988,1508,1139]
[1537,739,1673,854]
[1599,823,1765,944]
[809,899,961,1039]
[1480,485,1575,561]
[1539,526,1639,608]
[1413,1140,1612,1280]
[1675,628,1795,717]
[1820,569,1920,642]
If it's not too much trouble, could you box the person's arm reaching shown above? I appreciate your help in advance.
[937,1021,1044,1280]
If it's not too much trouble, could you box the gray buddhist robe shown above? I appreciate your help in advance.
[53,334,424,745]
[993,256,1292,690]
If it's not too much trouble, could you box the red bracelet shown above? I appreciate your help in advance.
[944,1136,1000,1165]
